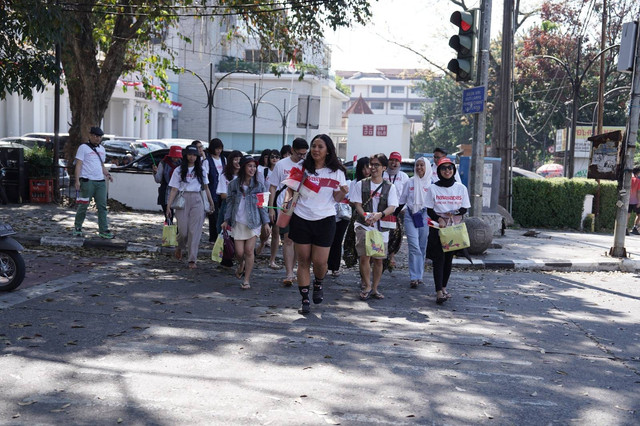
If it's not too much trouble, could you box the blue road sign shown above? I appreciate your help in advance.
[462,86,485,114]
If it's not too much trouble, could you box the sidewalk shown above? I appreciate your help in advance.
[2,202,640,272]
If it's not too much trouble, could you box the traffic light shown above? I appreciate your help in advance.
[448,10,478,82]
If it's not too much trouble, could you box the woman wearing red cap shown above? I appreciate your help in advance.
[425,157,470,304]
[153,145,182,221]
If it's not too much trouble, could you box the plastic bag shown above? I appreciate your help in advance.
[439,222,470,252]
[211,232,224,262]
[365,229,386,258]
[161,221,177,247]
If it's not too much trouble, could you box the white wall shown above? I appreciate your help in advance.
[346,114,411,161]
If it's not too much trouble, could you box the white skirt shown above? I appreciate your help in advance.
[231,222,260,240]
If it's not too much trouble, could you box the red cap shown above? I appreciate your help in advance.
[389,152,402,161]
[168,145,182,158]
[437,157,453,166]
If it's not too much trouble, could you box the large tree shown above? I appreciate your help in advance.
[2,0,374,162]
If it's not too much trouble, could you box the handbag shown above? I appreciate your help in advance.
[171,190,185,210]
[222,230,235,261]
[201,189,211,212]
[365,229,386,258]
[161,220,177,247]
[439,222,471,252]
[211,232,224,262]
[335,201,352,220]
[411,210,424,228]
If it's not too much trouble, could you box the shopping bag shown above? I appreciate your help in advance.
[161,221,177,247]
[211,232,224,262]
[222,230,235,262]
[439,222,471,252]
[365,229,386,258]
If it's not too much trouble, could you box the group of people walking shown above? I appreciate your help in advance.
[152,134,470,314]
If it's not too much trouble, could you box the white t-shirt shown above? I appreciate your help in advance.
[257,166,273,186]
[268,156,303,207]
[212,157,224,175]
[425,182,471,215]
[200,156,209,175]
[350,179,399,242]
[75,143,106,180]
[168,166,209,192]
[383,170,410,199]
[292,166,347,221]
[216,174,236,195]
[399,177,432,212]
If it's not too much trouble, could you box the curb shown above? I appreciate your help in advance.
[15,233,640,273]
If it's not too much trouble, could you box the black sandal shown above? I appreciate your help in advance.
[312,282,323,304]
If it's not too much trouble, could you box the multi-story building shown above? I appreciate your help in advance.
[336,69,431,134]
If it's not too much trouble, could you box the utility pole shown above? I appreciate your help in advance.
[469,0,492,217]
[610,19,640,258]
[497,0,514,209]
[596,0,607,134]
[567,37,582,178]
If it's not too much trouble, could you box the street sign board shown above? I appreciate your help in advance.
[462,86,485,114]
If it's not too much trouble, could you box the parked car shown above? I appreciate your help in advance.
[113,148,247,172]
[103,139,167,165]
[511,166,544,179]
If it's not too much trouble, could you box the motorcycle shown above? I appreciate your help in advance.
[0,222,25,291]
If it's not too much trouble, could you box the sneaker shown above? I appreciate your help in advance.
[72,228,83,237]
[99,231,115,239]
[631,228,640,236]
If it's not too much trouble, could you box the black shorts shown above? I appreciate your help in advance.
[288,214,336,247]
[629,204,639,214]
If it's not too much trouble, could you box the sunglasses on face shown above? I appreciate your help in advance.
[270,155,280,159]
[440,165,454,171]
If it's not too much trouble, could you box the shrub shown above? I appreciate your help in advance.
[25,146,54,178]
[512,177,620,231]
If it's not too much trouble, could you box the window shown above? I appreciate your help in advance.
[370,102,384,110]
[390,103,404,111]
[245,49,282,63]
[410,86,419,95]
[371,85,385,94]
[410,103,423,111]
[391,86,405,94]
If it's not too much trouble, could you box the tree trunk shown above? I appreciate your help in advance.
[59,7,139,168]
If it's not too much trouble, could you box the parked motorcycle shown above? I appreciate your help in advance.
[0,222,25,291]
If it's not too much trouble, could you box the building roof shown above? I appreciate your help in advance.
[343,95,373,117]
[336,68,428,80]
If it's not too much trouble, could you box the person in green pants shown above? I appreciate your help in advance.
[73,126,114,239]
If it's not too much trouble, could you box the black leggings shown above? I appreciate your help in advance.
[328,219,350,271]
[427,228,454,292]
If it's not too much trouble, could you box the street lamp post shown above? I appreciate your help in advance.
[262,99,298,147]
[219,83,289,153]
[183,65,250,143]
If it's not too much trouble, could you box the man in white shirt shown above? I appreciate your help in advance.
[267,138,309,285]
[73,126,114,239]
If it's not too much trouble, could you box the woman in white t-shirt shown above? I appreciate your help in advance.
[166,145,215,269]
[399,157,432,289]
[351,154,399,301]
[287,134,349,315]
[425,157,471,304]
[221,155,271,289]
[215,150,242,252]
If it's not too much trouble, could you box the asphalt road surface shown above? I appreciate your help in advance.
[1,251,638,425]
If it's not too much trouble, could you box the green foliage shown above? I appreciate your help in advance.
[335,76,351,96]
[25,146,54,178]
[412,77,473,156]
[512,177,622,231]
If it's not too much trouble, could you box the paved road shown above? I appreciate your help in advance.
[1,251,638,425]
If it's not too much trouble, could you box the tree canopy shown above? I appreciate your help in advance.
[1,0,374,161]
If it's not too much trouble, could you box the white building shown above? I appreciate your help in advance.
[173,16,348,152]
[336,69,431,135]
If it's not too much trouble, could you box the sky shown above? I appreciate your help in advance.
[325,0,543,72]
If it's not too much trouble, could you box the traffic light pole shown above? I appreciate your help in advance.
[610,19,640,258]
[469,0,492,217]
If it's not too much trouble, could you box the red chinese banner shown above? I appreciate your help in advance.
[363,125,374,136]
